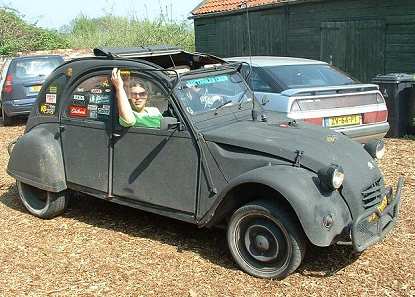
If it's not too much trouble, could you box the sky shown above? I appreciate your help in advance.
[1,0,202,29]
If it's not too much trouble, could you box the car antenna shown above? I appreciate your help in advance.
[240,1,257,121]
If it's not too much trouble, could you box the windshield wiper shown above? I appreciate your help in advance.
[214,100,233,115]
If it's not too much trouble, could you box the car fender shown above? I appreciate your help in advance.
[7,124,67,192]
[205,165,352,247]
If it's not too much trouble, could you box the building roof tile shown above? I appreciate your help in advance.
[192,0,298,16]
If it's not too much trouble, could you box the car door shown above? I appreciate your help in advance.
[60,71,113,194]
[111,70,199,214]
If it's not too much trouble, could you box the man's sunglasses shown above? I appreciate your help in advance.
[131,91,148,97]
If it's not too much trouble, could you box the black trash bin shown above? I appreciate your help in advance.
[372,73,415,137]
[408,81,415,135]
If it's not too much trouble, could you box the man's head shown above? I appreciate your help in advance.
[129,80,148,112]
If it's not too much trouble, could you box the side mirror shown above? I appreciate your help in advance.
[261,95,270,106]
[160,116,181,131]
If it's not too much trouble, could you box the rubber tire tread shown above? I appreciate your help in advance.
[227,199,306,279]
[17,181,68,219]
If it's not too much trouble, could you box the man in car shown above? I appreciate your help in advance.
[111,67,162,128]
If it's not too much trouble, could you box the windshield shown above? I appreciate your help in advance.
[175,72,253,115]
[264,64,356,89]
[14,57,63,80]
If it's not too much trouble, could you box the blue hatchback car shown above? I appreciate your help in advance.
[1,55,64,125]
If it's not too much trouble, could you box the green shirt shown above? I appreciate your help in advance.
[119,107,162,129]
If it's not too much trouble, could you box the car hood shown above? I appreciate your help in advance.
[204,120,375,171]
[203,120,382,216]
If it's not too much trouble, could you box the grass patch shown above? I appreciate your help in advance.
[64,14,194,51]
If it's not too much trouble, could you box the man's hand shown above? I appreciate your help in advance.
[111,68,124,90]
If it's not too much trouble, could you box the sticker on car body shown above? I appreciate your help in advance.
[69,105,88,117]
[48,86,58,93]
[186,75,228,88]
[88,105,98,119]
[73,94,85,101]
[45,94,57,104]
[89,94,111,104]
[97,105,110,115]
[39,103,55,115]
[91,88,102,94]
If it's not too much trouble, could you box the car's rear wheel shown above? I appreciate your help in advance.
[2,107,13,126]
[227,200,306,279]
[16,181,68,219]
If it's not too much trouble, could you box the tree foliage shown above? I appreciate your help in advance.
[0,8,69,55]
[0,7,195,55]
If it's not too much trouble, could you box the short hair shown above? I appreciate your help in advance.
[130,79,147,90]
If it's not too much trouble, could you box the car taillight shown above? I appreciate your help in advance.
[363,110,388,124]
[4,74,13,94]
[303,117,323,126]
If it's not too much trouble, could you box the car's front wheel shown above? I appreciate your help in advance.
[16,181,68,219]
[227,200,306,279]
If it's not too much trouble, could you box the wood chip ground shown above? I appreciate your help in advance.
[0,120,414,296]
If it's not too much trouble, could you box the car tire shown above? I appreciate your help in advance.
[2,107,13,126]
[16,181,68,219]
[227,200,306,279]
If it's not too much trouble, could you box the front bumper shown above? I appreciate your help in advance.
[351,176,404,252]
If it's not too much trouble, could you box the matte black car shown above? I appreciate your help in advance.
[7,47,403,279]
[1,55,64,125]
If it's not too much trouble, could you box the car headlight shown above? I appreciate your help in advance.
[364,140,385,160]
[318,165,345,191]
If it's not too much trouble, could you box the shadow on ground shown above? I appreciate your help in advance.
[0,115,27,127]
[0,184,360,278]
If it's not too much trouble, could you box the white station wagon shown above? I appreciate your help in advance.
[226,56,389,143]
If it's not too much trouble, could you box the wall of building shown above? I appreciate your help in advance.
[194,0,415,82]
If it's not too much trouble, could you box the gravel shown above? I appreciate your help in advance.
[0,120,414,297]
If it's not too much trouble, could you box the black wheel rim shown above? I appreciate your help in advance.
[234,213,292,275]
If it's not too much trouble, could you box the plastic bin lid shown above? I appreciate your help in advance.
[373,73,415,83]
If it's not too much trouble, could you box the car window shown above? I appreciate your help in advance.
[119,71,171,116]
[175,72,253,115]
[250,68,274,93]
[38,74,67,116]
[13,57,63,80]
[65,75,113,122]
[241,65,276,93]
[264,64,356,89]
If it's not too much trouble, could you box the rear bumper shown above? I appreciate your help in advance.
[351,176,404,252]
[2,99,36,117]
[335,122,390,144]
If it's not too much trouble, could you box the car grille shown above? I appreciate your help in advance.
[361,178,384,209]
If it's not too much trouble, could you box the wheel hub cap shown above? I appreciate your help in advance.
[244,223,281,262]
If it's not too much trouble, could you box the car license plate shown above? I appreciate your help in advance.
[368,196,388,223]
[30,85,42,93]
[326,114,361,128]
